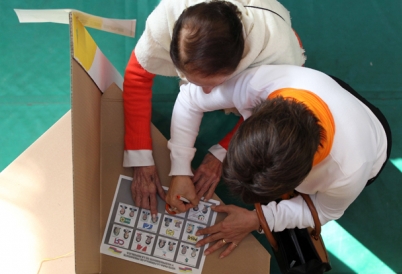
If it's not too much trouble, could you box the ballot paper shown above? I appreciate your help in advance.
[101,175,220,274]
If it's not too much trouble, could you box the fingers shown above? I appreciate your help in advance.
[167,196,195,213]
[186,193,200,208]
[131,180,142,208]
[166,195,188,213]
[193,174,218,201]
[172,200,188,213]
[197,237,239,258]
[154,174,166,202]
[193,153,222,200]
[192,171,202,185]
[203,180,219,201]
[196,223,220,238]
[141,193,150,209]
[184,202,195,211]
[140,181,156,209]
[131,166,163,211]
[196,231,223,248]
[210,204,232,214]
[218,241,238,259]
[168,197,199,213]
[202,238,225,256]
[194,177,212,198]
[166,176,199,213]
[149,191,158,216]
[156,181,166,201]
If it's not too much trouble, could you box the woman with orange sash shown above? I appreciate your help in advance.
[168,65,391,258]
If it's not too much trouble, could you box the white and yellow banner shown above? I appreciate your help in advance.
[14,9,136,92]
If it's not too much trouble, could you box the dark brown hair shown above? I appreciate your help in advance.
[170,0,244,77]
[222,97,325,204]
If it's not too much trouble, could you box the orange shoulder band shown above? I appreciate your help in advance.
[268,89,335,166]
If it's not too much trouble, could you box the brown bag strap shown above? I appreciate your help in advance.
[255,203,278,252]
[299,193,321,239]
[255,193,322,250]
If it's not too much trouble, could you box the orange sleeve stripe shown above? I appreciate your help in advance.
[218,116,244,150]
[293,29,303,49]
[123,51,156,150]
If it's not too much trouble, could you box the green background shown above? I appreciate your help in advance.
[1,1,401,273]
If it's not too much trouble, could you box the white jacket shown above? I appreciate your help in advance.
[135,0,305,78]
[169,65,387,230]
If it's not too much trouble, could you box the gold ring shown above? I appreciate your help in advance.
[222,239,226,244]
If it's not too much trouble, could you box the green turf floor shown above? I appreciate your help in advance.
[1,0,401,273]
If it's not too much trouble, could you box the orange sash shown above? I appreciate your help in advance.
[268,89,335,166]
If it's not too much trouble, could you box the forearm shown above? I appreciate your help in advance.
[261,195,316,232]
[168,81,237,174]
[260,187,361,232]
[169,89,204,175]
[123,51,156,167]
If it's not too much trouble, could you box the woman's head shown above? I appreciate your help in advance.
[170,0,244,90]
[222,97,325,204]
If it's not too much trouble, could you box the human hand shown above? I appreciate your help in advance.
[166,176,199,213]
[131,166,166,220]
[193,153,222,201]
[195,205,260,259]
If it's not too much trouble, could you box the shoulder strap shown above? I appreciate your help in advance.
[244,5,286,21]
[300,193,321,239]
[255,203,278,252]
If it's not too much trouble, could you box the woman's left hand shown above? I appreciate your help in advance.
[195,204,260,258]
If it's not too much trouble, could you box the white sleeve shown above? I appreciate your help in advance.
[123,150,154,167]
[168,87,203,176]
[208,144,227,162]
[169,83,236,176]
[261,164,370,231]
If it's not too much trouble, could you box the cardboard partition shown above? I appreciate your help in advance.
[0,112,75,274]
[71,10,272,274]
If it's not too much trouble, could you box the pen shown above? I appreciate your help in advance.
[177,195,190,203]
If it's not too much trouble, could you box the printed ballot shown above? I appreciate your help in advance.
[101,175,219,274]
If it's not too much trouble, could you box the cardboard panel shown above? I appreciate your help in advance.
[0,112,74,274]
[98,84,271,273]
[71,59,102,273]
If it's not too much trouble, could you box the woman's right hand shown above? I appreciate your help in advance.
[131,166,166,220]
[195,205,260,258]
[166,175,199,213]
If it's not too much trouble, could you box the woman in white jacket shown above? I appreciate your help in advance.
[167,65,391,258]
[123,0,305,217]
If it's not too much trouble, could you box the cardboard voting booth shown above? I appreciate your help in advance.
[4,9,271,274]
